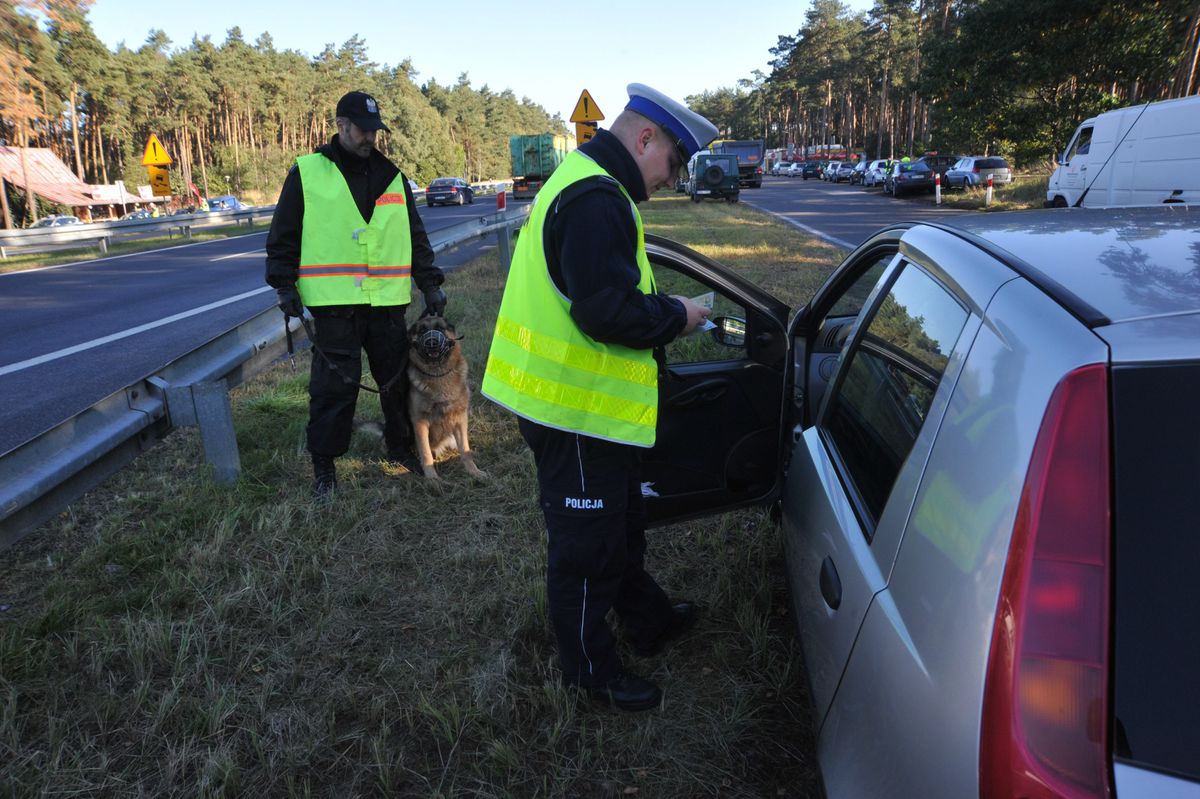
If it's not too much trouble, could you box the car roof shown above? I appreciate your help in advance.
[931,206,1200,325]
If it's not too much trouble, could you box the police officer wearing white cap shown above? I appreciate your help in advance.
[482,84,719,711]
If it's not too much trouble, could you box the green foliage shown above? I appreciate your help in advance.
[0,9,562,214]
[696,0,1198,168]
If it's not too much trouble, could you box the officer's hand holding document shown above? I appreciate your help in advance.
[673,291,716,335]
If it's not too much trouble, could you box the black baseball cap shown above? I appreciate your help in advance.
[335,91,390,132]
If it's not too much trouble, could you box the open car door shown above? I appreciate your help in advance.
[641,235,792,525]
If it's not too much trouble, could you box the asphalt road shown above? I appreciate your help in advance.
[0,182,967,456]
[0,198,502,455]
[740,173,969,250]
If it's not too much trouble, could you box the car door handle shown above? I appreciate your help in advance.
[819,556,842,610]
[666,378,729,408]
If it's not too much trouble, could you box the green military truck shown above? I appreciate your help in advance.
[710,139,765,188]
[509,133,576,200]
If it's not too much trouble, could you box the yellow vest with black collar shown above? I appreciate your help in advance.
[482,151,659,447]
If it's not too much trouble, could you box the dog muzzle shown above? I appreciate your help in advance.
[416,328,455,361]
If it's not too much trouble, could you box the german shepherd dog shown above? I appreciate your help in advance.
[406,314,487,481]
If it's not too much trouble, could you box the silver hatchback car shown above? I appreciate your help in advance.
[638,206,1199,799]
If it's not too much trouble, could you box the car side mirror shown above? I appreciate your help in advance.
[709,316,747,348]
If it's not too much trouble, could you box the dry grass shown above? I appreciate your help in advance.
[934,173,1051,211]
[0,192,841,797]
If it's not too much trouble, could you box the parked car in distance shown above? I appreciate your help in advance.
[834,162,857,183]
[822,161,842,181]
[848,161,868,185]
[916,153,963,182]
[28,215,81,228]
[426,177,474,206]
[801,161,823,179]
[945,156,1013,189]
[687,152,740,203]
[119,209,154,221]
[639,204,1200,799]
[863,159,892,187]
[771,161,790,176]
[786,162,805,177]
[885,160,935,196]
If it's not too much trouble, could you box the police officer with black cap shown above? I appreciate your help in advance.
[482,84,719,711]
[266,90,445,499]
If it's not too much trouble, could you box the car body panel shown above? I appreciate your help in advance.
[819,277,1109,799]
[642,208,1200,799]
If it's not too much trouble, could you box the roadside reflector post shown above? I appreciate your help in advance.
[935,172,941,205]
[497,188,506,212]
[986,174,994,206]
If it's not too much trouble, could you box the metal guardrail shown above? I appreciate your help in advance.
[0,205,278,259]
[0,203,531,549]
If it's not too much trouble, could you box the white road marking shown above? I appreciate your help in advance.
[211,248,265,261]
[0,230,268,276]
[0,286,272,377]
[738,199,856,250]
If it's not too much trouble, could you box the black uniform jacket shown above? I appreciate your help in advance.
[545,129,687,350]
[264,135,443,294]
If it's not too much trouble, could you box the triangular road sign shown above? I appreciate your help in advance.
[569,90,604,123]
[141,134,172,166]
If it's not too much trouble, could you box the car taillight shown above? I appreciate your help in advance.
[449,187,458,193]
[974,164,981,172]
[980,364,1112,799]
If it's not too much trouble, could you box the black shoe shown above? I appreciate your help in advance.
[385,448,424,476]
[582,672,663,712]
[630,602,698,657]
[311,455,337,502]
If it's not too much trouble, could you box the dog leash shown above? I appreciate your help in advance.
[284,312,403,396]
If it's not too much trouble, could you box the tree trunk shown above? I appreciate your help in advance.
[70,82,84,180]
[0,176,13,229]
[18,124,37,225]
[196,125,210,197]
[1171,5,1200,97]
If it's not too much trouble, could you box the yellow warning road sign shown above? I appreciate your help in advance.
[141,134,171,166]
[147,164,171,197]
[569,89,604,123]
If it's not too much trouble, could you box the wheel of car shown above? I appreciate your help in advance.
[1050,195,1068,208]
[730,193,740,203]
[457,193,465,206]
[467,192,473,204]
[691,191,701,203]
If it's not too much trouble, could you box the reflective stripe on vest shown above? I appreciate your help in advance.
[296,154,413,306]
[481,151,659,447]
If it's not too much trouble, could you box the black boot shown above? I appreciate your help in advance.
[311,455,337,502]
[584,672,663,712]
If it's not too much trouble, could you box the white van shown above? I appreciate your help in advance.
[1046,95,1200,208]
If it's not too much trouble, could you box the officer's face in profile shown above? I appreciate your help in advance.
[336,118,377,158]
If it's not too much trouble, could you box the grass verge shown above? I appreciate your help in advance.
[934,173,1050,211]
[0,193,840,797]
[0,222,269,275]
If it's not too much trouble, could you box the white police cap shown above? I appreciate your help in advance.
[624,83,719,161]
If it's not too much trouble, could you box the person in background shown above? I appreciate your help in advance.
[266,90,445,500]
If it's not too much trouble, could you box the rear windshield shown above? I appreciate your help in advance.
[978,158,1008,169]
[899,162,931,173]
[1110,363,1200,781]
[429,178,456,187]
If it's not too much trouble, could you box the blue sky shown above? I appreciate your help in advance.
[86,0,873,124]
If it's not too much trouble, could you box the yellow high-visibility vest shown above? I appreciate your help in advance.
[296,153,413,306]
[482,151,660,447]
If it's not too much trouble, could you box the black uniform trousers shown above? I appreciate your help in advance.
[518,417,674,689]
[307,304,411,458]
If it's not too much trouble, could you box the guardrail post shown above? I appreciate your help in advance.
[98,236,109,254]
[164,380,241,484]
[496,223,513,273]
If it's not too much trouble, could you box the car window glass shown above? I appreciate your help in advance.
[1066,127,1093,161]
[653,266,748,365]
[827,253,893,318]
[823,263,969,527]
